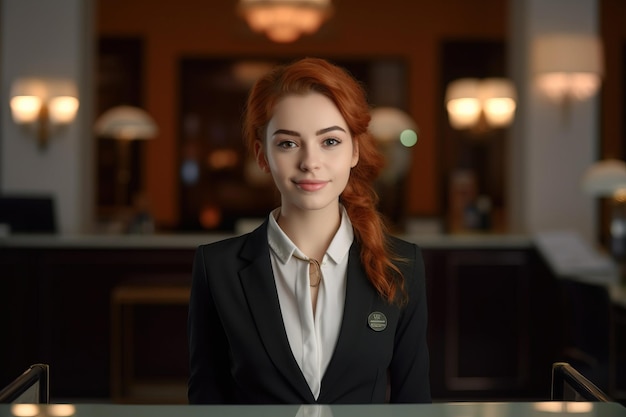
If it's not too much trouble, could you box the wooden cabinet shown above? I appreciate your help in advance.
[423,248,558,400]
[612,303,626,401]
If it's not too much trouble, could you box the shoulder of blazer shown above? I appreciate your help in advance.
[198,219,270,262]
[385,234,425,290]
[386,234,419,257]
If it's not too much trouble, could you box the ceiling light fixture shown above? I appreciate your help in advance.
[238,0,333,43]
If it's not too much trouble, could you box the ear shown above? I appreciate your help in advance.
[254,140,270,173]
[351,138,360,168]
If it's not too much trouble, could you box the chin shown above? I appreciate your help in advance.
[295,198,340,212]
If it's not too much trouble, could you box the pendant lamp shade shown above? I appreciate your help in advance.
[95,106,158,140]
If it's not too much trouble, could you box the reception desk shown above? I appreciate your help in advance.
[1,402,625,417]
[0,232,620,403]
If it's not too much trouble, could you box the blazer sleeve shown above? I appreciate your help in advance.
[388,242,431,403]
[187,246,235,404]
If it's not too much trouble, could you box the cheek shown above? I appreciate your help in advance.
[335,159,353,184]
[266,154,280,172]
[266,154,290,180]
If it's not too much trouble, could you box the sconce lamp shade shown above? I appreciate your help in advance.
[238,0,333,43]
[581,159,626,197]
[480,78,517,127]
[94,106,158,140]
[369,107,418,143]
[445,78,481,129]
[10,78,46,123]
[10,96,42,123]
[49,97,80,124]
[445,78,516,129]
[533,34,603,101]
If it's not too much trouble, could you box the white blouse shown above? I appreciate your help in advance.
[267,207,353,399]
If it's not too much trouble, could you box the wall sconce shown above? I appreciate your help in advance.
[445,78,516,130]
[238,0,333,43]
[94,105,158,207]
[10,78,79,150]
[533,34,603,103]
[581,159,626,260]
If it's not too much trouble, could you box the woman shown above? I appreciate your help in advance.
[187,57,430,404]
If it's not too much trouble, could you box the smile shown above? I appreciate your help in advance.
[294,180,328,192]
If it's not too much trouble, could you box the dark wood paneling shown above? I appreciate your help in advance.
[0,248,194,400]
[425,248,559,400]
[1,245,560,402]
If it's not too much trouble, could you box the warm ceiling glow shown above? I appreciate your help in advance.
[238,0,333,43]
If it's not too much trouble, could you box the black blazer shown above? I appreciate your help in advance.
[187,219,430,404]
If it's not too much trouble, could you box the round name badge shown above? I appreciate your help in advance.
[368,311,387,332]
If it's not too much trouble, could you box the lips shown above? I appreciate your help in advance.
[294,179,328,192]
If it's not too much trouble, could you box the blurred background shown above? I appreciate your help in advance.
[1,0,625,406]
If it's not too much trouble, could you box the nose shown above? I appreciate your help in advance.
[299,145,321,172]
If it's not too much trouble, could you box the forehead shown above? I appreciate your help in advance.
[269,92,348,130]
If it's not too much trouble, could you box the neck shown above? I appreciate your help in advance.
[277,204,341,261]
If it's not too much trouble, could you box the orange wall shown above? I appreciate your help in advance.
[601,0,626,159]
[597,0,626,243]
[97,0,508,228]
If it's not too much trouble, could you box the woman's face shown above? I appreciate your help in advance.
[255,92,359,216]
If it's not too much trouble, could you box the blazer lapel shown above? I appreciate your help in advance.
[238,221,315,402]
[320,241,377,398]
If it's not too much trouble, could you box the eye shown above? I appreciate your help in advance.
[277,140,297,149]
[323,137,341,147]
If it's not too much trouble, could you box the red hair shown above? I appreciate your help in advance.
[243,57,406,305]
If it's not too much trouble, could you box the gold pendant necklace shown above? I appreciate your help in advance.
[292,254,322,287]
[276,210,322,287]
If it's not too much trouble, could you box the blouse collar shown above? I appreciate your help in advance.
[267,205,354,266]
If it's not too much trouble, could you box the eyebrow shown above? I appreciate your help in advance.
[316,125,347,135]
[271,125,347,137]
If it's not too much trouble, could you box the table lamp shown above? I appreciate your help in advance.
[581,158,626,260]
[94,105,158,207]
